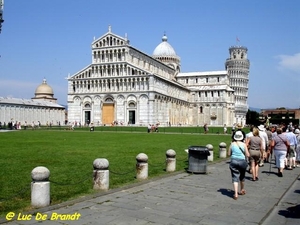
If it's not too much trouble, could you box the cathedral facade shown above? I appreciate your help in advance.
[67,26,249,127]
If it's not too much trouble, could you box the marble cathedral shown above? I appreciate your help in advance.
[67,26,250,127]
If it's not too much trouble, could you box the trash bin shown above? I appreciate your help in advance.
[188,146,210,174]
[90,126,94,132]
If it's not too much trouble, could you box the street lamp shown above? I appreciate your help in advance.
[0,0,4,33]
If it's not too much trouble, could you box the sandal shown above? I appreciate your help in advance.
[239,190,246,195]
[233,195,238,200]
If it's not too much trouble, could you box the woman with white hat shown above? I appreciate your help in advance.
[228,130,250,200]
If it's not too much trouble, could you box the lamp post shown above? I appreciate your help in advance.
[0,0,4,33]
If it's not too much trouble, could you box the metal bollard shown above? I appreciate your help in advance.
[166,149,176,172]
[136,153,148,180]
[219,142,227,158]
[93,158,109,190]
[206,144,214,161]
[31,166,50,208]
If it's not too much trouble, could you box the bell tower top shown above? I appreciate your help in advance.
[228,46,248,60]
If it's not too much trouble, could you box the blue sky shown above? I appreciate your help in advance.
[0,0,299,109]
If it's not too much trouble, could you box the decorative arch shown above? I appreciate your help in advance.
[116,95,125,103]
[83,96,92,103]
[94,95,101,102]
[139,94,149,103]
[103,95,114,103]
[128,101,136,108]
[84,102,91,109]
[73,96,81,102]
[127,95,137,102]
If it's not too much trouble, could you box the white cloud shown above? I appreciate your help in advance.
[276,53,300,73]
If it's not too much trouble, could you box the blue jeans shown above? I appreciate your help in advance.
[229,158,248,183]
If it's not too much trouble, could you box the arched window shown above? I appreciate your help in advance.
[199,106,203,113]
[105,98,114,103]
[128,102,136,108]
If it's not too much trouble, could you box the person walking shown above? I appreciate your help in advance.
[245,125,254,173]
[284,127,297,169]
[246,127,263,181]
[265,126,273,163]
[258,125,268,167]
[228,130,250,200]
[271,127,290,177]
[295,129,300,167]
[232,123,246,142]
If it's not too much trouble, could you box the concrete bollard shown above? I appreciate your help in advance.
[206,144,214,161]
[31,166,50,208]
[93,158,109,190]
[136,153,148,180]
[166,149,176,172]
[219,142,227,158]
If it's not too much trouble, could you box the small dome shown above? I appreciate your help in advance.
[153,34,177,57]
[35,79,53,96]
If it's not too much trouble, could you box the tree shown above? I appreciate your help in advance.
[246,109,260,126]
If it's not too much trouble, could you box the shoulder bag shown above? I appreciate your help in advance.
[236,142,247,161]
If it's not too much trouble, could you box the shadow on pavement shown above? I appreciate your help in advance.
[217,188,233,198]
[261,171,278,176]
[278,204,300,218]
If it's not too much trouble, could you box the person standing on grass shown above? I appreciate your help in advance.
[271,127,290,177]
[246,127,263,181]
[224,124,227,134]
[204,123,209,134]
[228,131,250,200]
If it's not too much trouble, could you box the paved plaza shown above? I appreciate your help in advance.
[1,159,299,225]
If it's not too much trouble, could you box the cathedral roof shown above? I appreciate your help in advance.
[0,97,64,108]
[152,34,177,57]
[178,71,227,77]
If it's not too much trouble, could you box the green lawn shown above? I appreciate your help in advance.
[0,128,233,217]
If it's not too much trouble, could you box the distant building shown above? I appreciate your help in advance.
[67,26,250,126]
[261,108,300,125]
[0,0,4,33]
[0,79,65,127]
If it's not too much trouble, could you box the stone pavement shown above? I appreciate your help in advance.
[1,159,299,225]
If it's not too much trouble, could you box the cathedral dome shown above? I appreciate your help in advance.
[152,34,177,57]
[35,79,54,97]
[32,78,57,103]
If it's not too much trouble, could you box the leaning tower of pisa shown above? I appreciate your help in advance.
[225,46,250,126]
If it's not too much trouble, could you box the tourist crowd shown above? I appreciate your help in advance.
[228,122,300,200]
